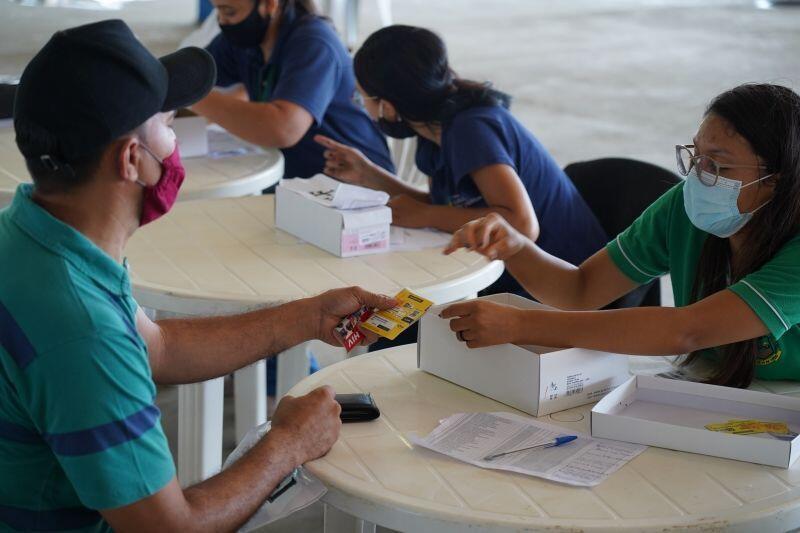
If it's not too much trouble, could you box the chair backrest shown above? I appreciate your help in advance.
[564,157,681,308]
[564,157,681,240]
[387,136,429,191]
[0,84,16,120]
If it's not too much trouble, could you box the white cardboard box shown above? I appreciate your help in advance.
[172,116,208,158]
[275,183,391,257]
[417,293,631,417]
[591,375,800,467]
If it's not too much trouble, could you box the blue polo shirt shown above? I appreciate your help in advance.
[206,10,394,179]
[416,105,608,294]
[0,185,174,531]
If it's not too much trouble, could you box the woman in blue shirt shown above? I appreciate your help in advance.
[317,25,607,296]
[191,0,394,179]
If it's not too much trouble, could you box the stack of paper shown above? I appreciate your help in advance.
[389,227,452,251]
[410,412,646,487]
[280,175,389,210]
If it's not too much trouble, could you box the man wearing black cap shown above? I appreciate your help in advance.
[0,19,394,531]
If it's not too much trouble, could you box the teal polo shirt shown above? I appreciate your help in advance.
[0,185,174,531]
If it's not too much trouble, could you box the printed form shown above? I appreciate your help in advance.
[410,412,646,487]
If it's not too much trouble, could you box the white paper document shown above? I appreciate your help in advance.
[390,227,452,251]
[410,412,646,487]
[207,125,265,159]
[280,174,389,209]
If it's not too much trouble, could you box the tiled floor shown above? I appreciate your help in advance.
[2,0,800,531]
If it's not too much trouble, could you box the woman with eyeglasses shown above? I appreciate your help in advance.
[191,0,393,180]
[441,83,799,388]
[315,25,607,298]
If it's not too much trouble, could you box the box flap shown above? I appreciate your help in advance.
[340,206,392,229]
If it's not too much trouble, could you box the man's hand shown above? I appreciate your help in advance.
[387,194,432,228]
[316,134,378,187]
[440,299,526,348]
[444,212,528,260]
[310,287,396,347]
[269,386,342,464]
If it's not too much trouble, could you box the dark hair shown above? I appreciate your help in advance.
[353,25,510,124]
[682,83,800,388]
[15,118,107,194]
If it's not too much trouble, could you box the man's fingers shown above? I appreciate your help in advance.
[354,287,397,310]
[313,385,336,400]
[440,301,474,319]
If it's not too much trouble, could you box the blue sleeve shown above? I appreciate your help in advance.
[445,113,516,185]
[206,34,242,88]
[271,36,340,125]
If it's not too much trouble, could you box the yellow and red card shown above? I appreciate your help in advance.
[335,289,433,351]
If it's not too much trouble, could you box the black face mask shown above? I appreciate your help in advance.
[378,118,417,139]
[376,101,416,138]
[219,2,270,48]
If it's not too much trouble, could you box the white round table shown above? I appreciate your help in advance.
[0,126,283,206]
[291,345,800,533]
[124,194,503,486]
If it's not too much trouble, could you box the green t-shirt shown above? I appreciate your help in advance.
[0,185,174,531]
[606,182,800,380]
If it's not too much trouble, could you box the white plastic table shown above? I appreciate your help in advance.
[124,194,504,485]
[290,345,800,533]
[0,126,284,206]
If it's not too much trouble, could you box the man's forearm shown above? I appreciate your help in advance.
[151,298,317,385]
[181,429,299,532]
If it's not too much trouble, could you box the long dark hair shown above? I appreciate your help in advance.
[353,25,510,124]
[682,84,800,388]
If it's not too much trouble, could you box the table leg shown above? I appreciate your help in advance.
[324,503,377,533]
[234,360,267,443]
[276,342,311,398]
[177,377,224,486]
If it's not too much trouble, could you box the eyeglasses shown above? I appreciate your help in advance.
[675,144,768,187]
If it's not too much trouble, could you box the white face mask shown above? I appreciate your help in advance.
[683,167,773,238]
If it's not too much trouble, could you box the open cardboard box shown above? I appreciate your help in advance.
[275,184,391,257]
[417,293,630,417]
[591,375,800,467]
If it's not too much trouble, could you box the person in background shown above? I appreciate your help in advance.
[0,20,394,531]
[443,84,800,389]
[317,25,607,299]
[191,0,394,180]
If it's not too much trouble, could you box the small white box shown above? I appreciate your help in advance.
[417,293,630,417]
[172,116,208,158]
[591,375,800,467]
[275,184,391,257]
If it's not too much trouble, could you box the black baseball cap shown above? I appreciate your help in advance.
[13,19,216,175]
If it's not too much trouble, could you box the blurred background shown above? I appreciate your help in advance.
[2,0,799,172]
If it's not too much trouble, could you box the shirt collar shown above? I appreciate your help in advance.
[7,184,131,296]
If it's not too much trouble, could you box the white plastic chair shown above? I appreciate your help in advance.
[387,136,429,191]
[322,0,393,49]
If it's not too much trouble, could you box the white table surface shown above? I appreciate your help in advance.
[123,193,503,486]
[0,126,284,205]
[291,345,800,533]
[125,194,503,314]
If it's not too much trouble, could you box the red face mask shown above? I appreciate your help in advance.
[138,143,185,226]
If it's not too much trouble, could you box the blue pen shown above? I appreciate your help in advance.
[483,435,578,461]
